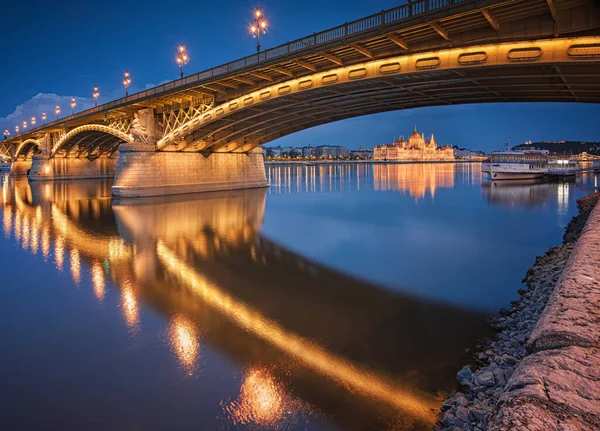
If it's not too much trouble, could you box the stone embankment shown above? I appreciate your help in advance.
[435,192,600,431]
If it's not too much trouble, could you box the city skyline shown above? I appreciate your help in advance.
[1,0,599,152]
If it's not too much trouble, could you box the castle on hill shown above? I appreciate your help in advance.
[373,125,455,161]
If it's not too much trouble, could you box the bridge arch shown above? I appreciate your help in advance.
[51,124,134,158]
[15,139,40,159]
[158,36,600,152]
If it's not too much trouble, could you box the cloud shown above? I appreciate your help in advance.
[0,93,97,134]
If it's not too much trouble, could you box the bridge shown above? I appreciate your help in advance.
[1,0,599,197]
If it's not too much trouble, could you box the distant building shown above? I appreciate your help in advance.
[454,147,486,159]
[312,145,349,158]
[350,146,373,159]
[373,126,455,161]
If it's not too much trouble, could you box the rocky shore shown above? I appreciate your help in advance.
[434,192,600,431]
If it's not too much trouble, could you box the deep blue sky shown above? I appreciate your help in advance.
[1,0,599,151]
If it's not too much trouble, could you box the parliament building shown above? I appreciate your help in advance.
[373,126,455,161]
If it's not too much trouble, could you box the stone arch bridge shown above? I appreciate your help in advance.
[2,0,600,197]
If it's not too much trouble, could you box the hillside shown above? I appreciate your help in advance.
[514,141,600,155]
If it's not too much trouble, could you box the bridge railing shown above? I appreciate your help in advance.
[12,0,471,140]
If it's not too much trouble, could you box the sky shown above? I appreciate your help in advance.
[1,0,599,152]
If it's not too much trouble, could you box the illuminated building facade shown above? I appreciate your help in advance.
[373,126,455,161]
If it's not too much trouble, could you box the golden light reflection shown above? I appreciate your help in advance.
[168,315,200,375]
[55,236,65,271]
[373,164,455,201]
[14,213,21,241]
[157,242,437,424]
[41,228,50,259]
[2,207,12,238]
[70,248,81,285]
[225,368,288,427]
[121,281,140,331]
[91,261,106,301]
[21,215,30,249]
[30,221,39,255]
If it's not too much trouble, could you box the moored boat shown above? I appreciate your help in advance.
[482,149,549,180]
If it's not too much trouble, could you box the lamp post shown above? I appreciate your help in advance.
[55,105,60,120]
[123,71,131,96]
[3,130,9,140]
[250,8,267,54]
[93,86,100,107]
[22,121,27,130]
[42,112,47,124]
[71,97,76,115]
[15,126,19,134]
[176,45,189,79]
[31,116,36,127]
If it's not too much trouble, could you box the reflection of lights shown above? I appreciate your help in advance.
[225,368,287,427]
[30,221,39,254]
[91,261,105,301]
[157,242,437,423]
[21,216,30,249]
[14,213,21,241]
[168,315,200,375]
[121,282,139,331]
[70,248,81,285]
[41,228,50,259]
[2,208,12,238]
[55,236,65,271]
[557,182,569,216]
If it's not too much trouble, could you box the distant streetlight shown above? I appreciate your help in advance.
[22,121,27,130]
[250,7,267,54]
[55,105,61,120]
[176,45,189,79]
[123,71,131,96]
[93,86,100,107]
[42,112,47,124]
[15,125,19,134]
[31,116,36,127]
[71,97,76,115]
[3,130,9,140]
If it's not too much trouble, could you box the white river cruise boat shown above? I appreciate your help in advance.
[482,149,549,180]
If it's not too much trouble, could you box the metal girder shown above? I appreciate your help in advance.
[216,81,239,89]
[200,84,226,94]
[429,21,451,41]
[554,65,578,101]
[481,8,499,32]
[293,60,317,72]
[248,72,274,82]
[231,76,255,86]
[270,66,294,77]
[386,34,409,50]
[349,43,374,59]
[319,52,344,66]
[546,0,557,20]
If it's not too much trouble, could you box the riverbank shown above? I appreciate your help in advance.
[435,191,600,431]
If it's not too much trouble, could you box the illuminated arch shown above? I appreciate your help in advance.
[51,124,134,157]
[15,138,40,159]
[157,36,600,152]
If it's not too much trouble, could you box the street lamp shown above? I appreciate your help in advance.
[93,86,100,107]
[15,126,19,134]
[3,130,9,140]
[250,7,267,54]
[71,97,76,115]
[55,105,60,120]
[42,112,47,124]
[176,45,189,79]
[22,121,27,130]
[31,116,36,127]
[123,71,131,96]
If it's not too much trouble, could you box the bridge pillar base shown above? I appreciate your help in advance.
[9,160,32,176]
[28,154,118,181]
[111,144,268,198]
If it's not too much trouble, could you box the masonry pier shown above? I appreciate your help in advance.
[111,144,268,198]
[9,160,32,176]
[28,154,118,181]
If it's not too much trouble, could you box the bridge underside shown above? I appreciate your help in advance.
[178,62,600,153]
[53,130,123,159]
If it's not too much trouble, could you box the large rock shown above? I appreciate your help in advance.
[528,202,600,352]
[488,346,600,430]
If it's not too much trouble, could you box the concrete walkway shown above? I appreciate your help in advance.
[488,198,600,430]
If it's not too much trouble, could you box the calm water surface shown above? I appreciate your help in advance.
[0,163,598,431]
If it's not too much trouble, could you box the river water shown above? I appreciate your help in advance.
[0,163,597,431]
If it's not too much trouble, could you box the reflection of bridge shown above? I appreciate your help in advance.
[1,178,492,430]
[1,0,599,196]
